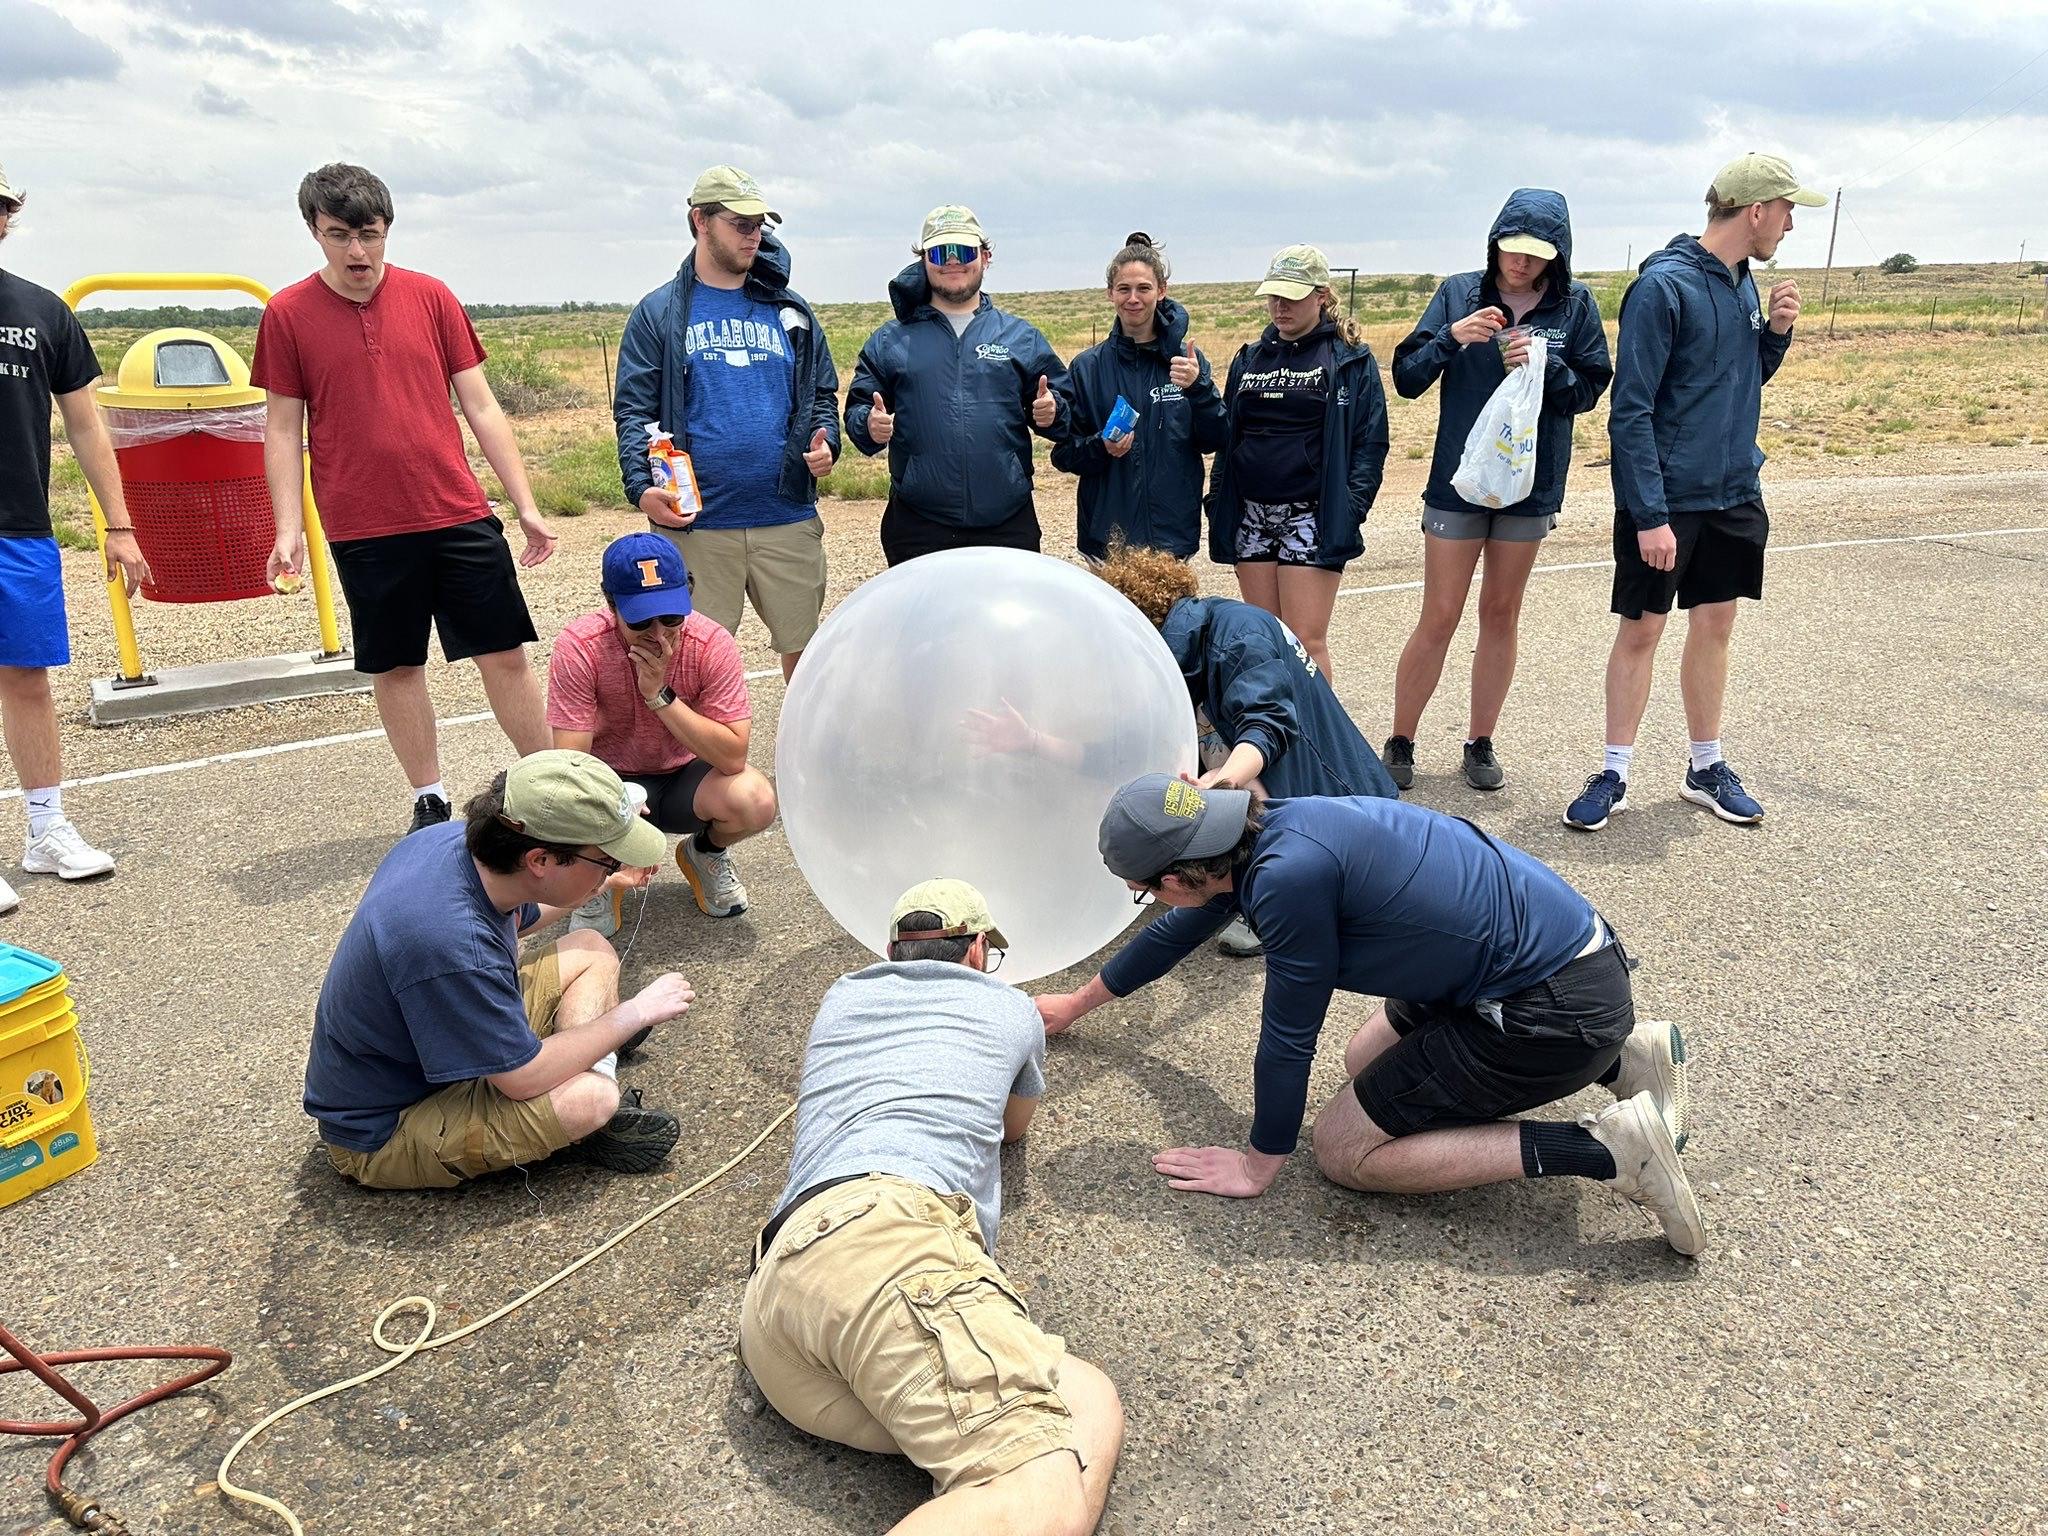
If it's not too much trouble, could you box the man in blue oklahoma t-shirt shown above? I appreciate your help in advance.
[1038,776,1706,1255]
[613,166,840,682]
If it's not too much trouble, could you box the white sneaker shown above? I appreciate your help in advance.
[0,874,18,914]
[1581,1092,1705,1256]
[568,886,621,939]
[1612,1019,1690,1150]
[677,836,747,918]
[22,821,116,881]
[1216,913,1263,958]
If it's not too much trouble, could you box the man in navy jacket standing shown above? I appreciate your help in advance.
[1565,154,1826,833]
[845,205,1069,565]
[1036,776,1704,1256]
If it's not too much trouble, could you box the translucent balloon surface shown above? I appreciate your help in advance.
[777,548,1196,982]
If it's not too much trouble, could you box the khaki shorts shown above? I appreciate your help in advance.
[739,1174,1077,1493]
[325,945,573,1189]
[660,516,826,655]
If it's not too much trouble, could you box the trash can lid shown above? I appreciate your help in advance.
[97,327,264,410]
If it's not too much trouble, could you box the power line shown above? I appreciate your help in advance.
[1847,43,2048,188]
[1843,205,1886,265]
[1865,74,2048,193]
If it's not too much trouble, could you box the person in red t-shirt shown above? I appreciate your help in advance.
[252,163,557,837]
[547,533,778,934]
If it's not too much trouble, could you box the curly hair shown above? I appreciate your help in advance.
[1094,538,1198,628]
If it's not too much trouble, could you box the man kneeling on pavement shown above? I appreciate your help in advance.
[547,532,778,932]
[1037,775,1703,1254]
[741,879,1125,1535]
[304,751,693,1187]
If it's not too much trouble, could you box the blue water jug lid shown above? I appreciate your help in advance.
[0,944,62,1006]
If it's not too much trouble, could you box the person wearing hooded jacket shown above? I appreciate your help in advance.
[612,166,841,683]
[1206,243,1389,683]
[1564,153,1824,835]
[845,204,1070,566]
[1051,234,1228,560]
[1384,189,1613,794]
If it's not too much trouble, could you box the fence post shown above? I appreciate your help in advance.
[1829,297,1838,339]
[597,331,614,411]
[1928,297,1937,333]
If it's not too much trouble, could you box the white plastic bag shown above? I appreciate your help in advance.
[1450,334,1547,509]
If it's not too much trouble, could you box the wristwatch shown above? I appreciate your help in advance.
[643,686,676,710]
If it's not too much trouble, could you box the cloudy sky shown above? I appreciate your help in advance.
[6,0,2046,310]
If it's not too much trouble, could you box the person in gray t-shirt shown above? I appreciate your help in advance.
[740,879,1124,1532]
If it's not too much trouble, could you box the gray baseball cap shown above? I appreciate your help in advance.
[1098,773,1253,883]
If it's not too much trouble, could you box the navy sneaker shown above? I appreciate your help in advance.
[1563,769,1629,831]
[1681,761,1764,824]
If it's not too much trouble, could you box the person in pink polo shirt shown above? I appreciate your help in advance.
[547,533,778,933]
[253,163,557,838]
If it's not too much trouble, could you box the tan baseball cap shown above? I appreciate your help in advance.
[890,878,1009,948]
[1710,152,1828,210]
[0,164,22,206]
[918,204,988,251]
[1256,243,1331,300]
[502,750,667,868]
[1496,233,1558,260]
[689,165,781,223]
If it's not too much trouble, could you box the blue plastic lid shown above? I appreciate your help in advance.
[0,944,62,1007]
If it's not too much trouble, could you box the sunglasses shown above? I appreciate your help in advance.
[624,612,687,632]
[926,243,980,268]
[570,850,623,875]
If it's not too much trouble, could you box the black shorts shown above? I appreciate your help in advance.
[328,515,539,674]
[623,759,717,837]
[880,497,1041,568]
[1355,936,1637,1138]
[1610,501,1768,619]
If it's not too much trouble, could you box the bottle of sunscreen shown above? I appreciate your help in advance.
[645,423,703,520]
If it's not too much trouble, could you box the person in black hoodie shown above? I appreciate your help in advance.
[1207,244,1389,682]
[1385,189,1612,793]
[1052,234,1228,559]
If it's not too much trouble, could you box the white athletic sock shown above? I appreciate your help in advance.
[1602,745,1634,782]
[412,779,448,806]
[591,1052,618,1081]
[24,787,63,841]
[1688,739,1723,773]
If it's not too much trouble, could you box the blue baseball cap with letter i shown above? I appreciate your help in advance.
[601,532,693,625]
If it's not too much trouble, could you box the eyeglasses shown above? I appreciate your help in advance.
[570,850,623,876]
[624,612,687,632]
[926,243,980,268]
[1131,887,1157,907]
[315,226,388,250]
[715,212,768,237]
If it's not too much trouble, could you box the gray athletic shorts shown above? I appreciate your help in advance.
[1422,503,1556,543]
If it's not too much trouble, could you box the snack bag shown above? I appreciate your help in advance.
[645,423,704,519]
[1101,394,1140,445]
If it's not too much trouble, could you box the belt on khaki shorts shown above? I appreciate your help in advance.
[750,1172,879,1273]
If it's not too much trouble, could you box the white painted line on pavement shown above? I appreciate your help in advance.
[9,522,2045,802]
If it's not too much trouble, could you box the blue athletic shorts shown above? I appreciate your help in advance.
[0,537,70,669]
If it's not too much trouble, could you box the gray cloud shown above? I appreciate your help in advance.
[194,81,256,117]
[154,0,437,55]
[0,0,121,84]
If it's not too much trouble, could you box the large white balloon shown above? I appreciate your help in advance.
[776,547,1196,982]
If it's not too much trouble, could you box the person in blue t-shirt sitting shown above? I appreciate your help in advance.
[1036,775,1705,1255]
[304,750,696,1189]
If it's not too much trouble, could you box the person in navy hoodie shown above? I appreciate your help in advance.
[845,204,1069,565]
[1051,233,1228,560]
[1566,154,1825,833]
[1385,190,1612,794]
[1206,244,1389,683]
[1034,776,1701,1256]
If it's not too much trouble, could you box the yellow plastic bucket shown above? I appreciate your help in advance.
[0,946,98,1211]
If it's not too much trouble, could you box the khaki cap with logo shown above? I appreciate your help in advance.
[918,204,988,251]
[1710,152,1828,209]
[890,877,1008,948]
[0,164,22,206]
[689,165,782,223]
[1256,243,1332,300]
[502,750,667,868]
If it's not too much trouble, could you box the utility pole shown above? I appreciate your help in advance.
[2020,239,2028,276]
[1820,187,1842,304]
[1624,242,1632,274]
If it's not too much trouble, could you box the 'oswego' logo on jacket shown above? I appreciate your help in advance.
[1147,383,1185,404]
[975,342,1012,363]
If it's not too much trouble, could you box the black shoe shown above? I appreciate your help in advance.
[407,793,452,835]
[618,1025,654,1061]
[1381,735,1415,792]
[1461,737,1505,791]
[573,1087,680,1174]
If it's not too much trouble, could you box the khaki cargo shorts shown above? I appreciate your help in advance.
[325,944,574,1190]
[739,1174,1077,1493]
[659,516,826,655]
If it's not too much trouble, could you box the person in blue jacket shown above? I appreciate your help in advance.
[1565,153,1824,834]
[612,167,841,680]
[844,204,1069,566]
[1206,244,1389,683]
[1385,189,1613,794]
[1051,233,1228,560]
[1035,776,1702,1256]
